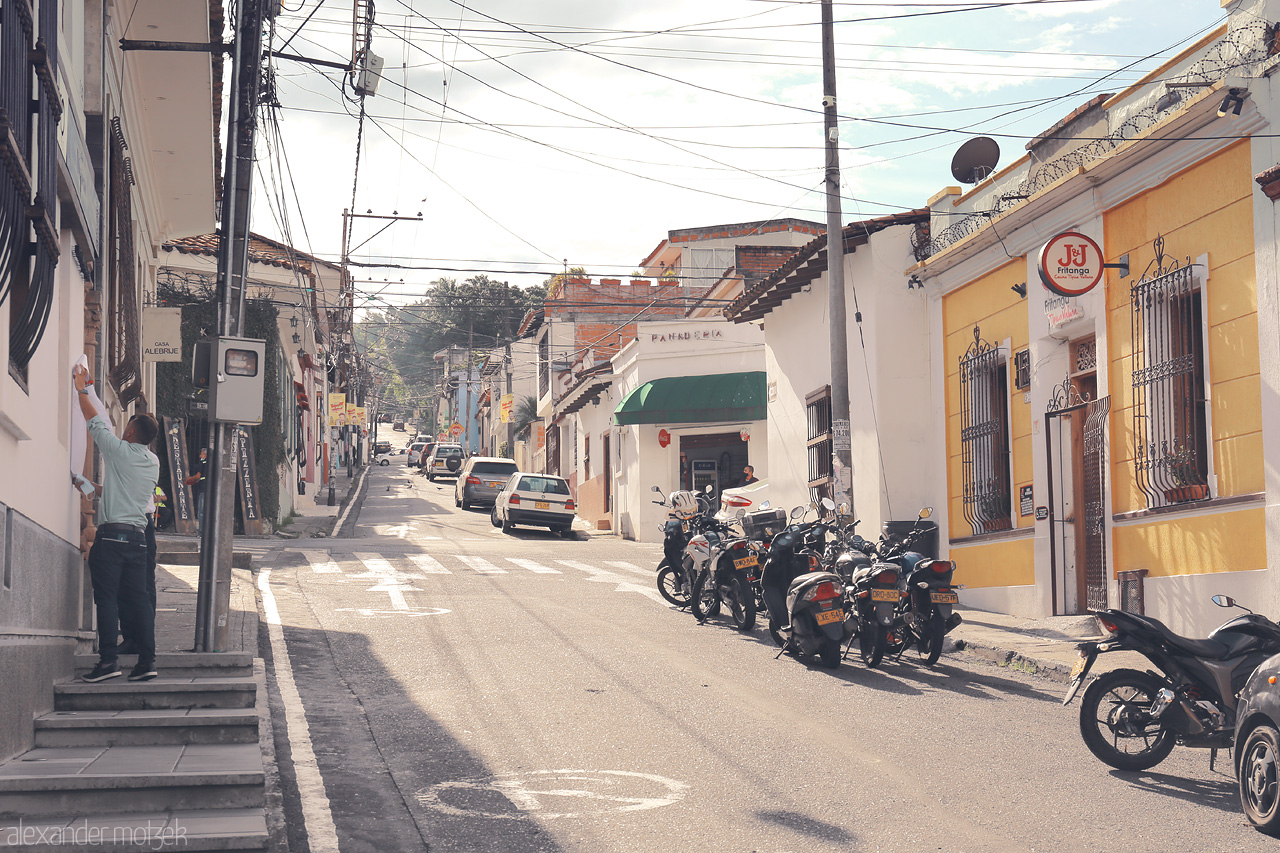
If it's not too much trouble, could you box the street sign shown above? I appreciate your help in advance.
[450,421,463,437]
[1038,231,1105,297]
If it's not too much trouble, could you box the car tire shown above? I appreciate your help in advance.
[490,507,501,528]
[461,497,471,511]
[502,515,515,533]
[1241,724,1280,835]
[427,473,435,482]
[558,526,575,539]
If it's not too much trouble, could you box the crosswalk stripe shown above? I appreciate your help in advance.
[505,558,561,574]
[603,560,651,578]
[354,553,397,575]
[407,554,451,575]
[556,560,604,574]
[301,551,341,574]
[455,555,507,574]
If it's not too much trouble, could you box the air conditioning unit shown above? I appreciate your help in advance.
[353,50,384,97]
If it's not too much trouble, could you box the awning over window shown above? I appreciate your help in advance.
[614,371,766,425]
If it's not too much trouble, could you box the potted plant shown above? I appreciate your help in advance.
[1163,446,1209,504]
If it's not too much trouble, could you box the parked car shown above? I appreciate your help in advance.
[492,473,576,537]
[1236,650,1280,835]
[425,443,465,481]
[392,422,405,431]
[407,441,428,467]
[373,440,392,455]
[454,457,519,509]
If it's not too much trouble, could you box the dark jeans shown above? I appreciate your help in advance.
[88,528,154,667]
[120,516,157,648]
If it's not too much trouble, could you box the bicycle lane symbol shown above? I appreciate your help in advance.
[415,770,689,819]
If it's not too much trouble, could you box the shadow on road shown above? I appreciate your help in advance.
[756,809,856,850]
[1112,767,1240,813]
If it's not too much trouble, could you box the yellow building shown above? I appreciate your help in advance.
[912,14,1278,635]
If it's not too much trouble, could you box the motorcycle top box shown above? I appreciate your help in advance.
[743,507,786,541]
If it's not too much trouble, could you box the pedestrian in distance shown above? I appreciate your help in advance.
[740,465,759,487]
[74,364,161,683]
[184,448,208,532]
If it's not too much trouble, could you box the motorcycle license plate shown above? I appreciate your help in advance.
[1069,657,1087,681]
[930,591,959,604]
[535,501,550,509]
[871,589,898,602]
[815,608,843,626]
[733,556,757,569]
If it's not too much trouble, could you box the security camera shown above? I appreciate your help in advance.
[821,95,836,109]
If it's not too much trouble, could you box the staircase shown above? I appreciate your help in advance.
[0,653,272,852]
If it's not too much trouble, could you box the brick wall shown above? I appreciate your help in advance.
[545,276,715,360]
[576,474,609,530]
[736,245,801,287]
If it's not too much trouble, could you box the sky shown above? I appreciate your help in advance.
[254,0,1231,312]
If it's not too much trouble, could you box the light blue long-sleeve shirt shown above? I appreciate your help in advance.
[87,415,159,528]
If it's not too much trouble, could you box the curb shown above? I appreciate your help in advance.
[949,637,1075,683]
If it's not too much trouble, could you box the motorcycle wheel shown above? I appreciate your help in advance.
[915,612,945,667]
[691,570,721,621]
[1078,668,1176,771]
[656,561,691,607]
[725,574,756,632]
[819,638,842,669]
[859,621,886,668]
[1241,724,1280,836]
[768,616,786,648]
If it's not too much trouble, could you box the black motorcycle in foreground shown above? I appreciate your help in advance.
[762,499,846,668]
[1064,595,1280,771]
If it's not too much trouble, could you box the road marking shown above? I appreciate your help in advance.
[603,560,650,578]
[258,570,342,852]
[456,555,506,574]
[407,554,451,575]
[330,466,370,537]
[505,558,561,574]
[416,770,688,820]
[557,561,667,605]
[301,551,341,574]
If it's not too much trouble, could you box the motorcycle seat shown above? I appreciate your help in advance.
[1121,611,1231,660]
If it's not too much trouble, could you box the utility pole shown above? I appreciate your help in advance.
[821,0,854,514]
[195,0,267,653]
[504,342,514,455]
[464,318,473,452]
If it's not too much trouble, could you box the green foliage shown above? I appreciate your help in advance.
[512,394,539,439]
[154,287,285,528]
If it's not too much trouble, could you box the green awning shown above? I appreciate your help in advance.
[613,371,766,426]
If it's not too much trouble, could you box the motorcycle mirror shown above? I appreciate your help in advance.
[918,506,933,520]
[838,502,850,516]
[1211,594,1236,608]
[736,508,746,519]
[759,500,771,509]
[651,485,662,493]
[821,497,836,511]
[790,505,806,520]
[705,484,713,494]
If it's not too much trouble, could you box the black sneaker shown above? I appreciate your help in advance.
[82,663,121,683]
[127,663,158,682]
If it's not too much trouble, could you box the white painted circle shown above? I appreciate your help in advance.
[416,769,688,819]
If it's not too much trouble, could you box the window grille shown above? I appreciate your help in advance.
[806,385,832,503]
[107,119,142,405]
[1130,237,1208,508]
[538,333,549,399]
[1013,349,1030,390]
[2,0,60,382]
[959,327,1012,534]
[546,424,560,475]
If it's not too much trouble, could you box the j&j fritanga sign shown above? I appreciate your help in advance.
[1038,231,1105,298]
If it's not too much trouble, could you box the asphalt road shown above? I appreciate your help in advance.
[260,461,1273,853]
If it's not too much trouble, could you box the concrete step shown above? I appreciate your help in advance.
[73,653,254,680]
[156,550,253,569]
[0,807,268,851]
[55,678,256,713]
[34,709,257,748]
[0,745,265,818]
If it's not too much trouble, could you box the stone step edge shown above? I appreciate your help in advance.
[73,653,253,667]
[56,679,256,694]
[34,713,257,730]
[0,771,263,793]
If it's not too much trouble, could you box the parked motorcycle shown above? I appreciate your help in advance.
[1063,595,1280,771]
[762,499,846,668]
[690,518,757,632]
[651,486,702,608]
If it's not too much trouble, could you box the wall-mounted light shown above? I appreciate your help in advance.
[1011,282,1027,299]
[907,274,923,290]
[1218,88,1248,118]
[292,333,301,344]
[289,316,298,328]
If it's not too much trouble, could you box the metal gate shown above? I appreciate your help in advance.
[1046,384,1110,614]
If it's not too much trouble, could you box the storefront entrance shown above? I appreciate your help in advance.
[678,433,750,495]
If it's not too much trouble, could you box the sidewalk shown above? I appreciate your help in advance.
[947,606,1149,682]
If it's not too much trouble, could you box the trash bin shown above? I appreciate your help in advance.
[881,520,938,559]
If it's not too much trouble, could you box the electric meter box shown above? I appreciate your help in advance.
[209,336,266,424]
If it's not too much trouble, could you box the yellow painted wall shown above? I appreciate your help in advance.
[951,535,1035,589]
[942,259,1031,550]
[1104,140,1261,578]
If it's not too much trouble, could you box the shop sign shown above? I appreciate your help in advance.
[328,393,346,426]
[499,393,514,423]
[1038,231,1104,297]
[740,428,750,442]
[649,328,723,344]
[1019,485,1034,517]
[658,428,671,448]
[1045,294,1086,329]
[142,307,183,362]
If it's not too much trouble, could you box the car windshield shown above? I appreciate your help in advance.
[472,462,517,475]
[517,476,570,495]
[437,446,462,457]
[410,443,426,451]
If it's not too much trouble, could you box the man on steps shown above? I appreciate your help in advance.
[74,364,161,683]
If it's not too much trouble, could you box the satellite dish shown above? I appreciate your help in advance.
[950,137,1001,184]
